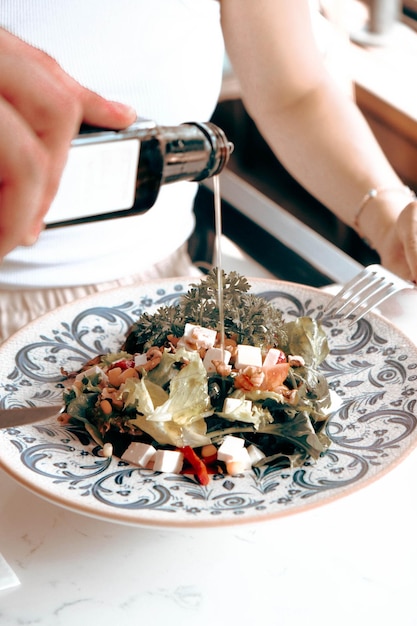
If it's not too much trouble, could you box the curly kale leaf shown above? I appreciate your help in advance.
[123,304,184,353]
[123,269,287,352]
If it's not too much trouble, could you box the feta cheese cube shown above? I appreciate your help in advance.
[235,345,262,370]
[217,436,253,473]
[247,444,266,465]
[263,348,285,368]
[121,442,156,467]
[153,449,184,474]
[203,347,231,373]
[222,397,252,414]
[226,447,252,474]
[134,353,148,368]
[217,435,244,462]
[182,323,217,350]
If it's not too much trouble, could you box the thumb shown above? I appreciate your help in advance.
[397,202,417,282]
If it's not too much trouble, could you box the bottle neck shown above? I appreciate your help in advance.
[159,122,233,185]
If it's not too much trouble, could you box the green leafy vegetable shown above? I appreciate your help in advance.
[123,268,287,352]
[283,316,329,367]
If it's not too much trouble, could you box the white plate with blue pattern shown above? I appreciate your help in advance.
[1,277,417,528]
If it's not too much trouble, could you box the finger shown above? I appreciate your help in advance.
[0,29,137,138]
[0,44,136,148]
[80,91,137,130]
[397,202,417,282]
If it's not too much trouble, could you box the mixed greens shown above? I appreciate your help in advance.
[61,270,332,483]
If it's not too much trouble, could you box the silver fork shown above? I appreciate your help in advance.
[323,264,415,325]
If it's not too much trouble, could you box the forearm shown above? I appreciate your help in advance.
[248,78,409,247]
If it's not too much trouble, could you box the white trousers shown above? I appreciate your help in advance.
[0,245,202,344]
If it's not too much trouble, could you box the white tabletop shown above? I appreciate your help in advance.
[1,289,417,626]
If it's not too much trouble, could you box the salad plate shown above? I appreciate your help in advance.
[0,277,417,528]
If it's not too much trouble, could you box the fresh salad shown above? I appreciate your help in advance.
[60,270,332,485]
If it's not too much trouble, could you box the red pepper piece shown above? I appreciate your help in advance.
[110,359,135,370]
[178,446,210,486]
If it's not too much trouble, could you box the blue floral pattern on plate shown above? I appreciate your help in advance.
[0,278,416,528]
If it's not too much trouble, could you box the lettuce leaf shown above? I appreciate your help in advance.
[216,390,273,429]
[127,350,213,447]
[130,413,210,448]
[145,349,181,387]
[283,316,329,367]
[259,410,331,459]
[148,351,212,425]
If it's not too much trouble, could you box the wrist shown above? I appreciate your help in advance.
[354,186,416,247]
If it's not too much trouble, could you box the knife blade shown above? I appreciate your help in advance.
[0,405,63,429]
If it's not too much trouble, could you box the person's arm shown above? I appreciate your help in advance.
[0,28,136,259]
[220,0,417,281]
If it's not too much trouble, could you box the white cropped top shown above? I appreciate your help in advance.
[0,0,224,287]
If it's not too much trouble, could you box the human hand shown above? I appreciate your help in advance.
[376,202,417,283]
[0,28,137,259]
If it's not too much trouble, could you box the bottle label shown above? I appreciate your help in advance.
[46,138,140,224]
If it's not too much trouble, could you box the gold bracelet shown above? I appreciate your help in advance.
[354,186,416,235]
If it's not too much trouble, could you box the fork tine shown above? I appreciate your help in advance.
[330,274,385,316]
[346,282,401,325]
[324,263,415,324]
[323,268,371,307]
[323,265,382,314]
